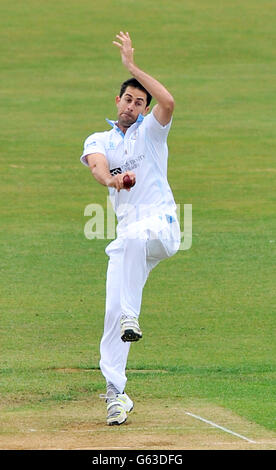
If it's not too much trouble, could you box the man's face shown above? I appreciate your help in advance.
[116,86,149,129]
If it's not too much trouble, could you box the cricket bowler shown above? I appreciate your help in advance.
[80,32,180,425]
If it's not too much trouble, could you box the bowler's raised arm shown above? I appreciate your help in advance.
[113,31,174,126]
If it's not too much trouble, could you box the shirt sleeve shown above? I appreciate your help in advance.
[144,110,173,141]
[80,133,106,167]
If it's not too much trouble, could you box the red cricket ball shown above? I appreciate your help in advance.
[123,174,135,189]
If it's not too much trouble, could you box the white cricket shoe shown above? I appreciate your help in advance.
[101,390,134,426]
[120,315,142,342]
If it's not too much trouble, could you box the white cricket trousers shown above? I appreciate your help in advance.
[99,214,180,393]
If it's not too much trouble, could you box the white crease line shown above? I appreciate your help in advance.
[185,412,256,444]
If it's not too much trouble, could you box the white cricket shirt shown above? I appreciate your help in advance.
[80,111,177,234]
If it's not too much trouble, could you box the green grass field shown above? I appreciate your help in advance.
[1,0,275,449]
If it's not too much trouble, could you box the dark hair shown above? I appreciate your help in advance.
[119,78,152,107]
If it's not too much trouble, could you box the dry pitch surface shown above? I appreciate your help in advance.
[1,397,275,450]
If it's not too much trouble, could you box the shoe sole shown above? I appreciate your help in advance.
[107,408,128,426]
[108,416,128,426]
[121,328,142,342]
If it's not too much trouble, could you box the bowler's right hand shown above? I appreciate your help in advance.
[108,171,136,192]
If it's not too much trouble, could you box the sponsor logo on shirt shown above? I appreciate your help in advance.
[110,154,145,176]
[122,154,145,172]
[110,167,122,176]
